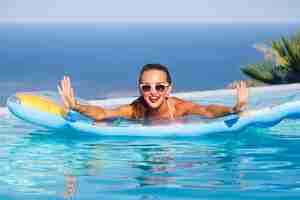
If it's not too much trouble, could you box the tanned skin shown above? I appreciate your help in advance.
[58,70,248,122]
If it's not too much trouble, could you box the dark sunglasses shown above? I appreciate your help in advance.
[139,83,169,93]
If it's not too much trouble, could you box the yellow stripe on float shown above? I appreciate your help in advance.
[16,93,67,117]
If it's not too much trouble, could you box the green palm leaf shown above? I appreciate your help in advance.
[241,61,281,84]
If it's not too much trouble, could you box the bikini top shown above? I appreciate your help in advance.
[131,97,176,120]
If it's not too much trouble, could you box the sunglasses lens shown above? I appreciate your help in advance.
[155,84,166,92]
[141,85,151,92]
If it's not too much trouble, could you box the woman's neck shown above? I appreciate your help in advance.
[145,99,170,119]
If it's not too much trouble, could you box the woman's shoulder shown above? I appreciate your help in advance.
[129,96,146,119]
[169,96,199,116]
[168,96,188,115]
[169,96,186,105]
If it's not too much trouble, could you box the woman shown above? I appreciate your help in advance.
[58,64,248,122]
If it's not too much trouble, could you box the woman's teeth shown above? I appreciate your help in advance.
[149,96,160,103]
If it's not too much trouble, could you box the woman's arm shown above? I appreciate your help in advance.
[182,81,249,118]
[72,102,134,121]
[58,76,134,121]
[182,103,241,118]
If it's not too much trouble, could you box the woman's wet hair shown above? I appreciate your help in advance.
[139,64,172,84]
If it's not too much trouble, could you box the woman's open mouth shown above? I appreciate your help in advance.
[149,95,160,103]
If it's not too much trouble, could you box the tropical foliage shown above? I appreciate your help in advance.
[241,30,300,84]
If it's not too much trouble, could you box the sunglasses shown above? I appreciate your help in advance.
[139,83,169,93]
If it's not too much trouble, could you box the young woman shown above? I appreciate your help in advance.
[58,64,248,122]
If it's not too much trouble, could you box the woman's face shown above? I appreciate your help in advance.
[139,69,172,109]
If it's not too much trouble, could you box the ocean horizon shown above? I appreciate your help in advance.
[0,22,299,106]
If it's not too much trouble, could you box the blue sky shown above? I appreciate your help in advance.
[0,0,299,23]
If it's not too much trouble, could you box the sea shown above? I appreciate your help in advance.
[0,22,299,106]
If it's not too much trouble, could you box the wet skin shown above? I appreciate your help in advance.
[58,70,248,121]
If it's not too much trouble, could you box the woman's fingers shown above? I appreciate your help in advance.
[236,81,241,99]
[61,79,65,94]
[241,81,248,104]
[66,76,74,101]
[71,87,75,102]
[62,76,69,97]
[69,87,75,108]
[66,76,71,97]
[64,76,69,97]
[61,76,70,96]
[67,76,75,102]
[236,81,248,108]
[59,75,77,109]
[58,85,70,109]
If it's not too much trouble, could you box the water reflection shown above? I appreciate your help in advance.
[64,175,76,199]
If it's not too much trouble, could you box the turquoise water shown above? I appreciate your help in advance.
[2,114,300,200]
[2,87,300,199]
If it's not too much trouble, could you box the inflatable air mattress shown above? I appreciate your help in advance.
[6,85,300,136]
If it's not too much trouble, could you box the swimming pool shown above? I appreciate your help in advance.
[1,85,300,200]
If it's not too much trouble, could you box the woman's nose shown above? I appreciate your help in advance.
[150,87,159,94]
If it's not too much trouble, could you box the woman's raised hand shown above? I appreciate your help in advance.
[57,76,77,110]
[235,81,249,111]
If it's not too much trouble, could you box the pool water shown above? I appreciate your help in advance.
[2,87,300,199]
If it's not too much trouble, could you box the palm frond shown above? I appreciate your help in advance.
[241,29,300,84]
[281,37,300,71]
[241,61,282,84]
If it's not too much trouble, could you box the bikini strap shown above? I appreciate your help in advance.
[167,98,175,120]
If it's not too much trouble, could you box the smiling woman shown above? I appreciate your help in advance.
[58,64,248,122]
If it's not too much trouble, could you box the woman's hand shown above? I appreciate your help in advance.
[57,76,77,110]
[233,81,249,112]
